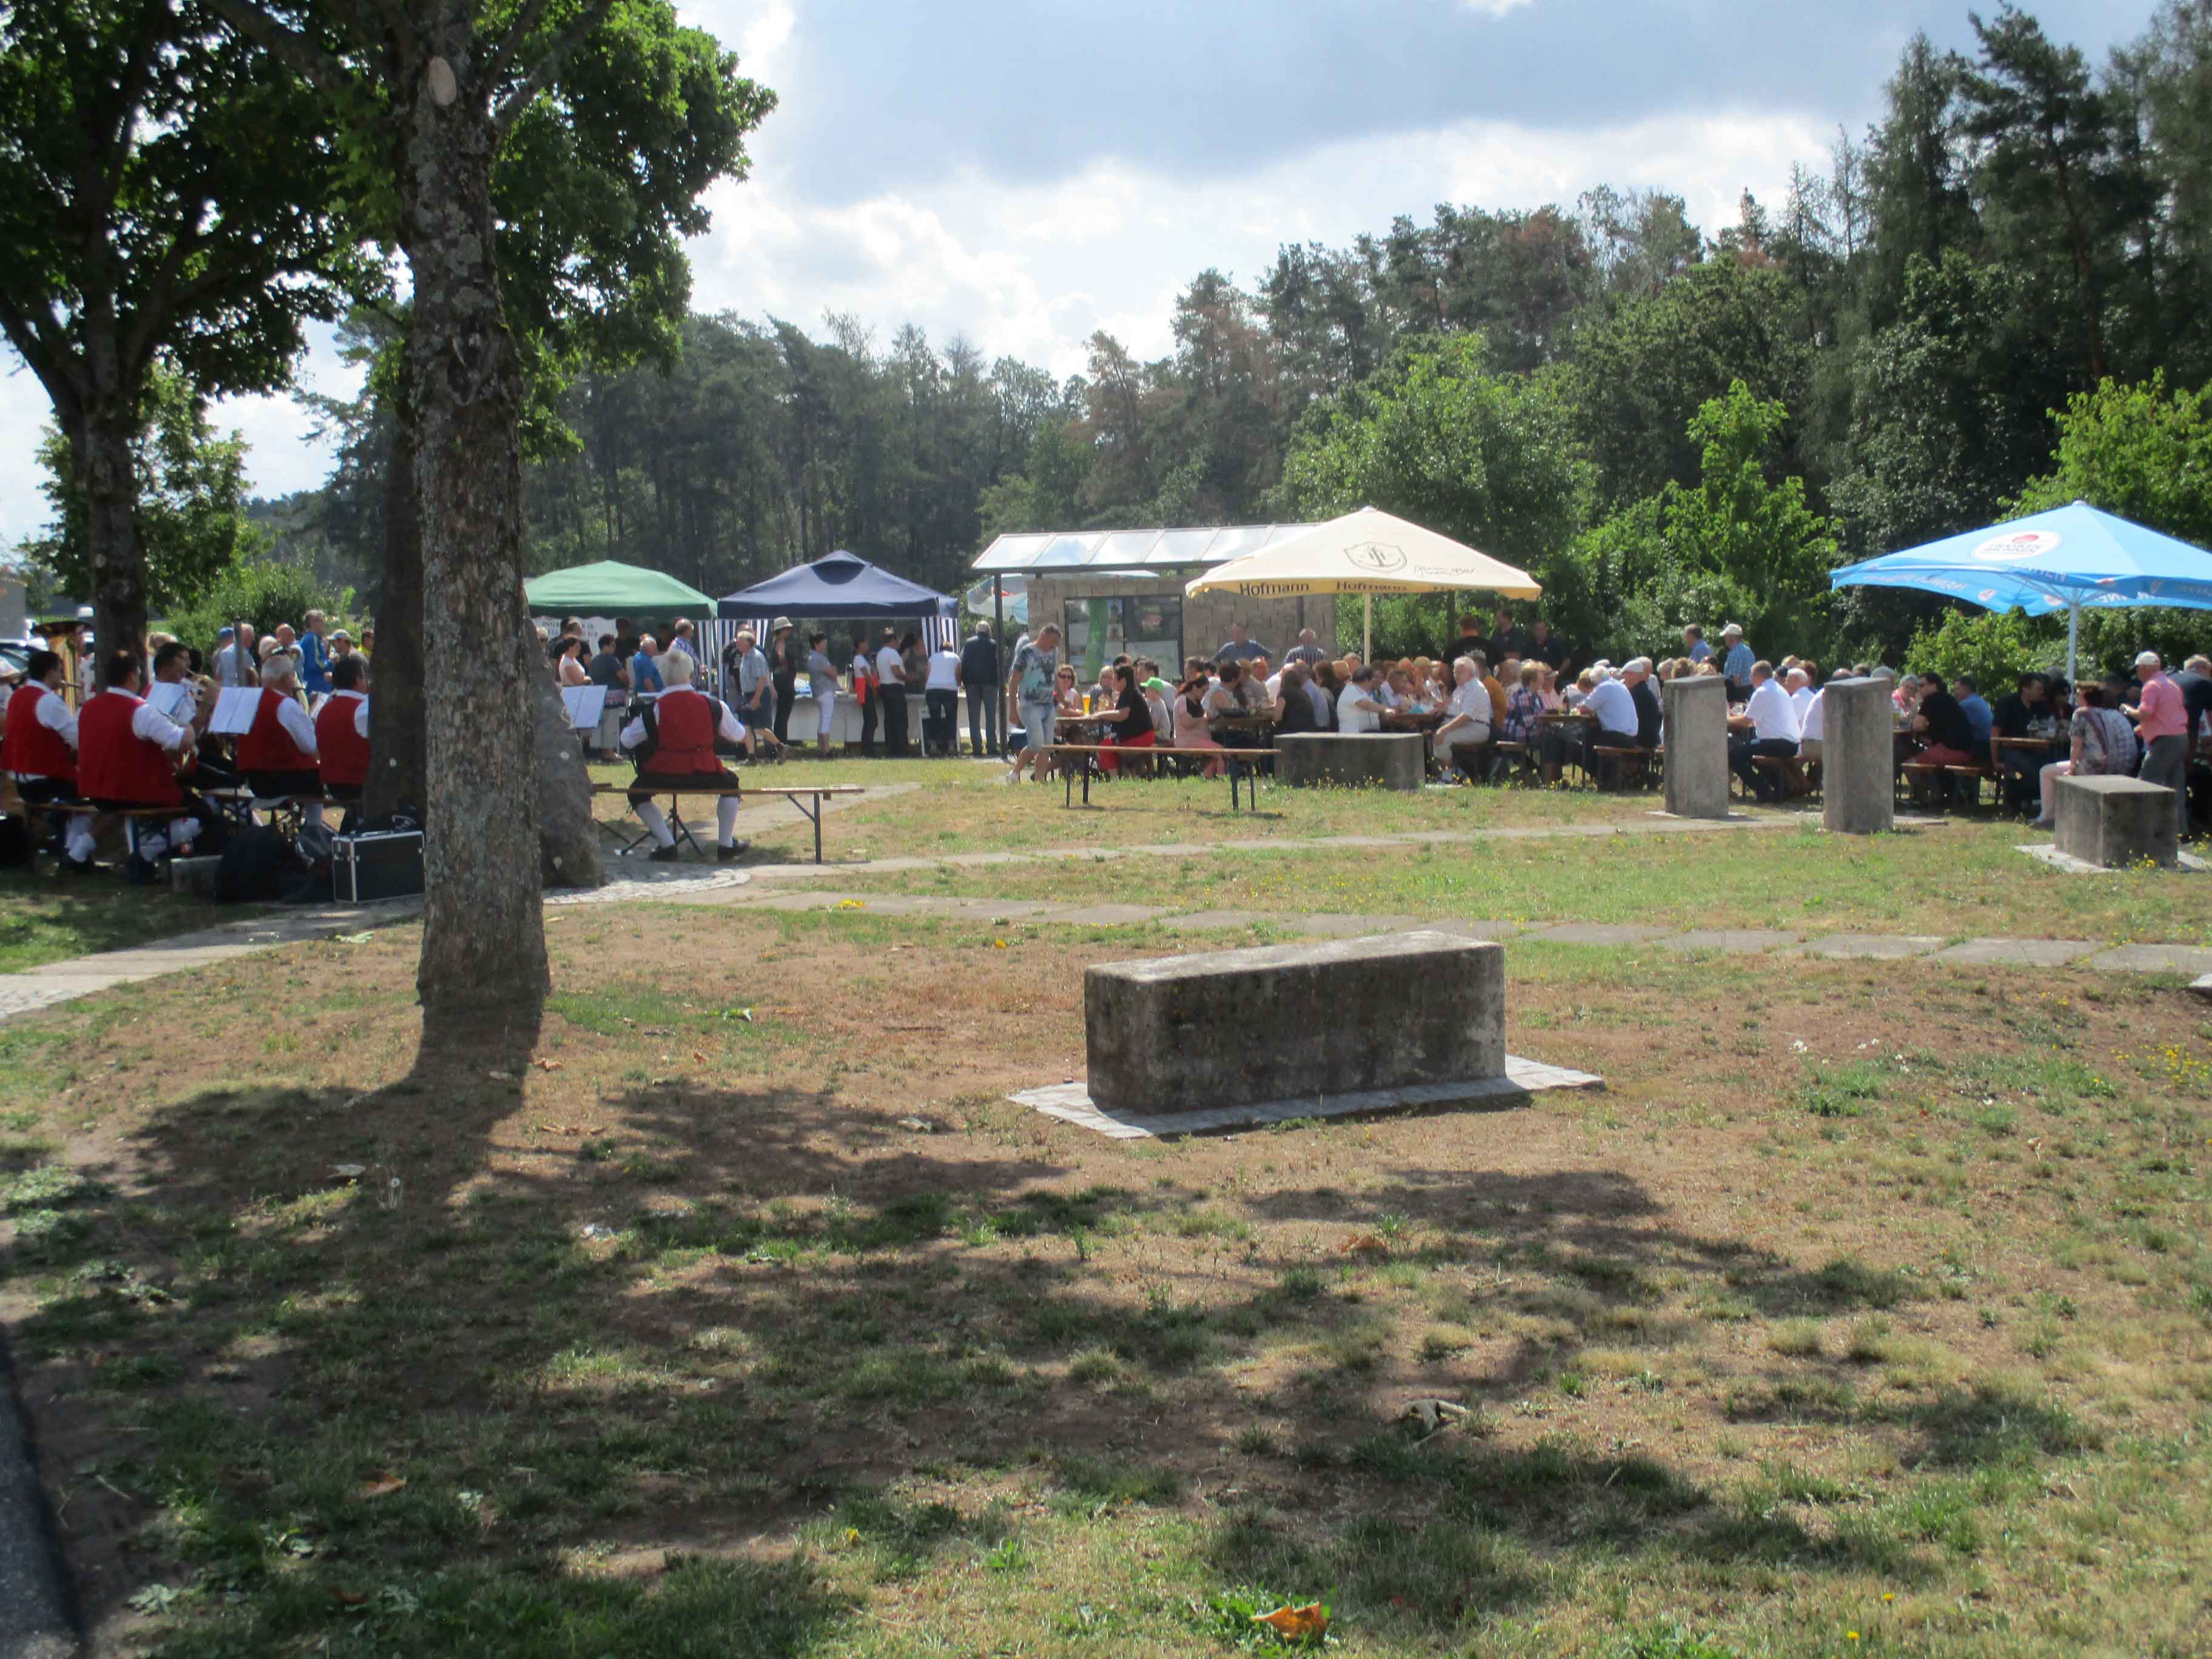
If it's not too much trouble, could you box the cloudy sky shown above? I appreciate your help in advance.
[0,0,2155,551]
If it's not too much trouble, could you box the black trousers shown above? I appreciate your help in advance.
[857,690,879,756]
[879,685,910,757]
[773,679,796,743]
[925,688,957,754]
[247,768,324,800]
[1730,737,1798,800]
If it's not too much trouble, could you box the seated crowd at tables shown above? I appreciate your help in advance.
[997,608,2212,835]
[1,614,375,880]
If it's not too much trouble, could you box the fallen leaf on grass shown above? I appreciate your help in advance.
[486,1070,517,1082]
[690,1050,711,1063]
[896,1117,933,1133]
[333,931,375,945]
[1252,1603,1329,1641]
[717,1007,754,1022]
[1340,1233,1388,1256]
[330,1589,372,1607]
[533,1124,583,1135]
[358,1475,406,1499]
[332,1164,366,1179]
[533,1058,565,1072]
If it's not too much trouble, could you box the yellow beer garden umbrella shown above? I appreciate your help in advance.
[1182,506,1541,660]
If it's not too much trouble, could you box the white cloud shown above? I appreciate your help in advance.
[689,106,1832,377]
[0,87,1830,550]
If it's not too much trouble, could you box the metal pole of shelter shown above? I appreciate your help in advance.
[2066,601,2079,686]
[1363,594,1373,663]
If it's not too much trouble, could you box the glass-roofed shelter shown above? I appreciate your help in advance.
[971,524,1326,678]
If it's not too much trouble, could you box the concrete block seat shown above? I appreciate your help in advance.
[1084,929,1503,1116]
[1276,732,1426,791]
[2053,774,2179,869]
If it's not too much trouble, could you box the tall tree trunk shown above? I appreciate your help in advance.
[366,363,427,817]
[398,39,547,1022]
[531,671,603,888]
[77,397,147,691]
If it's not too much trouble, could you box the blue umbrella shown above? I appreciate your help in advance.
[1830,500,2212,680]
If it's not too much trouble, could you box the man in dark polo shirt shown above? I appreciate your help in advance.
[1913,676,1979,768]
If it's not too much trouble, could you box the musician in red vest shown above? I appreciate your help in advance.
[315,655,372,828]
[617,646,750,862]
[2,649,96,873]
[79,649,210,881]
[235,653,326,827]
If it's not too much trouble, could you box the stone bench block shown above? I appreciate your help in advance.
[1277,731,1425,790]
[2054,774,2178,869]
[168,854,224,897]
[1662,674,1729,817]
[1084,928,1503,1114]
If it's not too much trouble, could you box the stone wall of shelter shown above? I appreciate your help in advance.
[1020,575,1335,669]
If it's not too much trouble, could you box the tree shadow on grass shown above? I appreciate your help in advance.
[5,1065,2099,1652]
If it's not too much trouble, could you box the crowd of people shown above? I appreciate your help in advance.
[1,612,375,880]
[982,606,2211,834]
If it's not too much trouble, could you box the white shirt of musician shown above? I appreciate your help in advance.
[875,645,905,685]
[326,688,370,738]
[618,691,747,752]
[134,700,195,755]
[5,685,80,778]
[269,693,320,757]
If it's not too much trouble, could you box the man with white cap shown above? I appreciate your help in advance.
[618,646,749,862]
[2125,651,2190,836]
[1720,624,1753,700]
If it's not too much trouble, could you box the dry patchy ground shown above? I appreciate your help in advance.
[0,902,2208,1657]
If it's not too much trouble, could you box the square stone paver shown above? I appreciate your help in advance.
[1289,913,1423,937]
[1159,910,1271,932]
[2087,944,2212,975]
[1659,929,1803,954]
[1928,937,2100,967]
[1057,903,1166,927]
[1423,919,1526,940]
[1524,923,1672,947]
[1795,934,1945,959]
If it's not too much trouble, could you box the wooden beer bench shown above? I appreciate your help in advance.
[592,782,863,863]
[1038,744,1282,812]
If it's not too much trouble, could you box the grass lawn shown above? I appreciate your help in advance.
[583,757,1737,862]
[0,866,243,974]
[825,818,2212,945]
[2,891,2209,1657]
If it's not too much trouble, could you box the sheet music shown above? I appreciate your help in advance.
[209,687,261,736]
[562,685,609,730]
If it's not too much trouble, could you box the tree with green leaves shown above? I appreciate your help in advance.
[1959,4,2158,384]
[0,0,365,681]
[1279,333,1595,594]
[18,369,270,615]
[204,0,768,1024]
[1566,382,1838,657]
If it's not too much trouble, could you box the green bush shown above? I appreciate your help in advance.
[163,555,355,659]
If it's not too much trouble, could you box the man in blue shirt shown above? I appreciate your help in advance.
[630,634,664,694]
[1214,622,1270,665]
[1682,624,1712,665]
[298,610,332,697]
[1953,675,1994,748]
[1720,624,1754,695]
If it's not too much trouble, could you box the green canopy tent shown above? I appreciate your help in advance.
[524,560,712,615]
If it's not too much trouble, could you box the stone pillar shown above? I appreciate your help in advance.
[1822,677,1894,835]
[1277,732,1426,790]
[1661,673,1729,818]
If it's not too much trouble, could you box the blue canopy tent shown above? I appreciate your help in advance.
[717,551,957,625]
[1831,501,2212,681]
